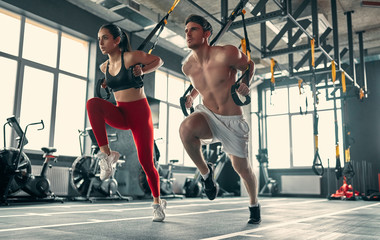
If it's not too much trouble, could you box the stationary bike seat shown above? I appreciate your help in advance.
[41,147,57,154]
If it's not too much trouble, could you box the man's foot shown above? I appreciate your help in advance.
[152,199,167,222]
[98,151,120,180]
[248,204,261,224]
[201,162,219,200]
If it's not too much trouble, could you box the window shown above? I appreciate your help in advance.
[0,7,91,155]
[266,115,290,168]
[266,87,289,115]
[60,33,89,76]
[23,19,58,67]
[154,70,190,166]
[0,57,17,146]
[291,114,313,167]
[19,66,54,150]
[54,74,87,155]
[261,84,344,169]
[0,8,20,56]
[154,70,168,101]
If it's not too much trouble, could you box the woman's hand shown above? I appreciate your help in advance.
[133,65,143,77]
[101,79,107,88]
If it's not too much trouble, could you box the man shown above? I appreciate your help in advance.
[179,14,260,224]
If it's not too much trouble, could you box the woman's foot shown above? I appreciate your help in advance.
[97,151,120,180]
[152,199,167,222]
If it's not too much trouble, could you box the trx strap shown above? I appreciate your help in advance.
[310,38,324,176]
[95,0,181,99]
[331,60,336,84]
[298,79,308,115]
[312,113,324,176]
[231,9,251,106]
[270,58,276,92]
[333,91,342,180]
[180,0,248,116]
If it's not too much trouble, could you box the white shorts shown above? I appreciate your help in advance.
[195,104,249,158]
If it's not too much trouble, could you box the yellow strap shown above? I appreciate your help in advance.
[345,148,350,163]
[311,38,315,68]
[270,58,275,84]
[336,144,340,157]
[241,38,247,55]
[298,79,303,95]
[341,71,346,93]
[315,135,318,149]
[359,88,364,100]
[331,60,336,83]
[168,0,181,14]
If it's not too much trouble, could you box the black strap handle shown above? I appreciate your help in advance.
[312,149,324,176]
[95,78,111,100]
[180,85,194,116]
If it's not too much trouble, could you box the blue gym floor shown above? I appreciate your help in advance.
[1,197,379,240]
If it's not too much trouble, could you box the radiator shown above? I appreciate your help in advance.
[281,175,321,195]
[12,166,71,197]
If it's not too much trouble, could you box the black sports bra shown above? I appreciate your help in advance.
[105,52,143,92]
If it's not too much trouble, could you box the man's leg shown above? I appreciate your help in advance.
[229,155,258,205]
[180,113,219,200]
[179,113,212,175]
[229,155,261,224]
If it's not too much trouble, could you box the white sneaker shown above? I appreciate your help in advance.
[152,199,167,222]
[98,151,120,180]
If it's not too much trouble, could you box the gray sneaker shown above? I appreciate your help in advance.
[98,151,120,180]
[152,199,167,222]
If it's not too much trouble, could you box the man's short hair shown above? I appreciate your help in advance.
[185,14,213,36]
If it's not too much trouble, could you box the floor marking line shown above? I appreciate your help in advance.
[200,202,380,240]
[0,199,324,218]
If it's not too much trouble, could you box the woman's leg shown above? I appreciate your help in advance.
[128,100,160,201]
[86,97,129,150]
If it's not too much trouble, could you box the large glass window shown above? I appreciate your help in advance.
[154,70,168,101]
[1,7,91,155]
[54,74,87,155]
[0,57,18,146]
[60,33,89,76]
[20,66,54,150]
[154,70,190,166]
[266,115,290,168]
[23,19,58,67]
[262,84,344,169]
[0,8,20,56]
[291,114,314,167]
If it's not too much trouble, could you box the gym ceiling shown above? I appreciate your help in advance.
[65,0,380,77]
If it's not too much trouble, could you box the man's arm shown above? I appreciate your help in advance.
[224,45,255,86]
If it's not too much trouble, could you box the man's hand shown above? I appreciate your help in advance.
[185,95,194,108]
[237,82,249,96]
[133,65,143,76]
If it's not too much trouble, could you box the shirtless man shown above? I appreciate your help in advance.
[179,14,260,224]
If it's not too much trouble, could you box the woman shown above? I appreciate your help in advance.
[86,23,166,221]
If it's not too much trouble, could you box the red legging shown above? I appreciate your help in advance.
[86,97,160,197]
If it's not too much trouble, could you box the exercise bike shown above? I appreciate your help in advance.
[70,128,132,202]
[0,116,62,204]
[139,139,182,198]
[184,144,234,198]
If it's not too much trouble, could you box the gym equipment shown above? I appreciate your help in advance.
[256,149,278,196]
[180,0,250,116]
[255,111,278,196]
[329,176,359,200]
[310,40,324,176]
[184,144,234,198]
[70,128,132,202]
[139,139,183,198]
[0,116,62,204]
